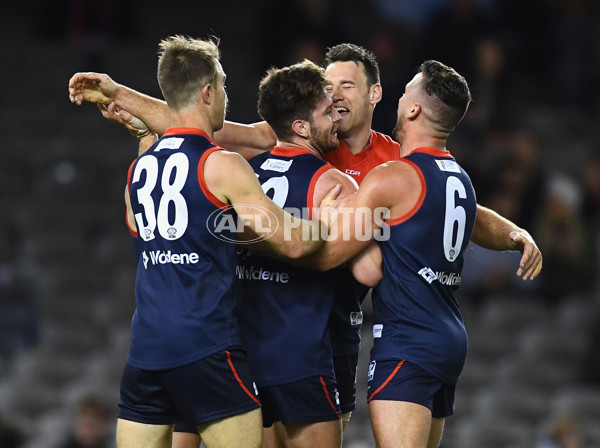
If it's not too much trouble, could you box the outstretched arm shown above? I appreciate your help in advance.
[472,204,543,280]
[69,72,171,135]
[205,150,341,259]
[69,72,276,159]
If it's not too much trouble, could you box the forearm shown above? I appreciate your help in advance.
[214,121,276,160]
[471,204,524,251]
[114,85,170,135]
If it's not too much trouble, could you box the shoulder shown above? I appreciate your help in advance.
[316,166,358,198]
[358,160,423,209]
[371,130,400,149]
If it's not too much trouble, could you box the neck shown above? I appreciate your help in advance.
[339,123,372,155]
[399,130,447,157]
[170,109,215,140]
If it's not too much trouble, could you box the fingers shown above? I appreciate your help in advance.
[512,233,543,281]
[323,183,342,203]
[68,72,111,104]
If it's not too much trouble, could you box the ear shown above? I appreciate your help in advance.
[291,119,310,138]
[201,84,212,104]
[407,103,421,120]
[370,83,382,105]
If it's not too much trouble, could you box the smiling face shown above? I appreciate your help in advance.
[325,60,374,137]
[308,93,340,156]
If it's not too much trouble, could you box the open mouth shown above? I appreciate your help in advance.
[336,107,349,117]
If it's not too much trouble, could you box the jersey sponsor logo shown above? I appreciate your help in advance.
[435,159,461,173]
[260,158,293,173]
[345,169,361,176]
[236,264,290,284]
[373,324,383,338]
[368,360,376,382]
[418,267,462,286]
[350,311,363,326]
[142,250,200,269]
[154,137,184,151]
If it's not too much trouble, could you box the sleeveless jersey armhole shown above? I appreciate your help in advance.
[385,158,426,226]
[307,164,335,219]
[126,159,139,238]
[197,146,230,210]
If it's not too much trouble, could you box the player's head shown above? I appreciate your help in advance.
[394,60,471,145]
[323,43,382,136]
[258,59,340,157]
[157,35,228,131]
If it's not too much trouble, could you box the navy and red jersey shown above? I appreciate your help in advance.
[235,147,339,387]
[370,148,477,385]
[126,128,241,370]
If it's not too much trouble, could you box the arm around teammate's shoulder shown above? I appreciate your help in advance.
[203,150,330,259]
[311,160,423,271]
[214,121,276,160]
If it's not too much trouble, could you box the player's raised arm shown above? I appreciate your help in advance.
[69,72,172,135]
[471,205,543,280]
[214,121,276,160]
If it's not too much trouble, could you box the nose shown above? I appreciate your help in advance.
[331,107,341,123]
[330,85,343,102]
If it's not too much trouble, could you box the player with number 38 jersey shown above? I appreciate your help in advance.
[126,129,242,370]
[369,148,476,385]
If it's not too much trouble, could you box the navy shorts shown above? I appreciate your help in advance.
[173,421,198,434]
[259,376,341,427]
[366,359,455,418]
[333,354,358,414]
[118,347,261,425]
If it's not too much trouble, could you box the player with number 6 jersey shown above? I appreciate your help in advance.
[368,148,476,386]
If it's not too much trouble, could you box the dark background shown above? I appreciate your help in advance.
[0,1,599,447]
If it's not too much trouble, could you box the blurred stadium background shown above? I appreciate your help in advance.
[1,0,599,447]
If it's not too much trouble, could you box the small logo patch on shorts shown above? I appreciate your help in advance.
[368,361,376,381]
[373,324,383,338]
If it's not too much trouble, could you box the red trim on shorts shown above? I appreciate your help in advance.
[307,165,334,219]
[226,351,261,407]
[367,360,405,402]
[198,147,230,210]
[320,376,342,418]
[385,159,426,226]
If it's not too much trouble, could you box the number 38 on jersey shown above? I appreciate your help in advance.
[131,153,190,241]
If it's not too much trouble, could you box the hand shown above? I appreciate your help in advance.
[510,231,543,280]
[68,72,119,105]
[97,103,151,139]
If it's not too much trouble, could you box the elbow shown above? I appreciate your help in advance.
[355,270,381,288]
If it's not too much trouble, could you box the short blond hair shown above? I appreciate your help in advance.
[157,35,221,110]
